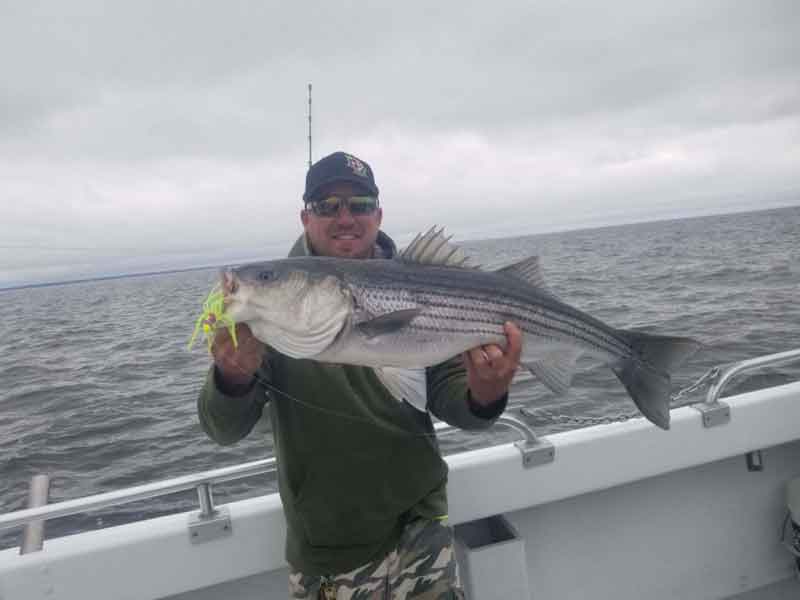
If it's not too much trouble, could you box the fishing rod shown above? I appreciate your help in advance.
[7,85,318,257]
[307,82,313,169]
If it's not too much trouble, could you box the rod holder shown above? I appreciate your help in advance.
[499,413,555,468]
[196,483,217,519]
[189,482,232,544]
[20,474,50,554]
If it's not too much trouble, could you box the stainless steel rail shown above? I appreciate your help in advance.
[4,346,799,540]
[19,475,50,554]
[433,413,539,445]
[0,458,276,533]
[0,415,541,536]
[705,348,800,405]
[437,413,554,467]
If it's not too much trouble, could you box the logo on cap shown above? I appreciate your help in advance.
[344,154,368,178]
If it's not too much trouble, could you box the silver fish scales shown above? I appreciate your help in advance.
[222,228,701,429]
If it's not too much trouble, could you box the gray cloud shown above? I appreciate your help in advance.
[1,0,798,286]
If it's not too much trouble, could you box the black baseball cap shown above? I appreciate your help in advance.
[303,151,379,202]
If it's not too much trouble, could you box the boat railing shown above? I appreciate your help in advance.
[705,348,800,405]
[0,413,547,550]
[695,347,800,428]
[0,457,278,545]
[3,347,799,552]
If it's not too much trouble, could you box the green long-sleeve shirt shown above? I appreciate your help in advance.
[197,231,506,574]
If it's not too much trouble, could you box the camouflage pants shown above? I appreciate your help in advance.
[288,517,465,600]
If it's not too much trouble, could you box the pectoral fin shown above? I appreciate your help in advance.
[356,308,422,339]
[374,366,428,413]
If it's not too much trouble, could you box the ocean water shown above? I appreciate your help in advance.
[1,205,799,550]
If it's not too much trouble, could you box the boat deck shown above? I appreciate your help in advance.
[727,575,800,599]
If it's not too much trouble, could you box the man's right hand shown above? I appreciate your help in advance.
[212,323,266,387]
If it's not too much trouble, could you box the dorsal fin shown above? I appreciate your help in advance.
[496,255,560,298]
[399,226,475,268]
[495,256,547,288]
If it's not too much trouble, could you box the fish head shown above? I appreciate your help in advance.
[221,259,352,358]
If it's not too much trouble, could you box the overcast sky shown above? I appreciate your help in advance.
[1,1,799,286]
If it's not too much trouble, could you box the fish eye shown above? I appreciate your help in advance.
[259,270,274,282]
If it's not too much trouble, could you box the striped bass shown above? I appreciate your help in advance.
[222,228,701,430]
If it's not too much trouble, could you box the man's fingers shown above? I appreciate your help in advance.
[212,322,264,377]
[234,322,256,341]
[464,322,524,382]
[215,323,258,350]
[483,345,504,364]
[463,349,488,377]
[504,321,523,364]
[464,323,523,406]
[465,346,503,381]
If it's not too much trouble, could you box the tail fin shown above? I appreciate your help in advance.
[612,331,702,430]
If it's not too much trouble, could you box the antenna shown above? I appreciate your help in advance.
[307,83,313,169]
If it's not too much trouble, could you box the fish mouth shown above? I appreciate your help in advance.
[221,270,239,302]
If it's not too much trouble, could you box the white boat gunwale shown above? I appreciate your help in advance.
[1,349,799,600]
[4,347,798,538]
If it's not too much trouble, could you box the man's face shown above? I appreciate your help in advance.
[301,181,383,259]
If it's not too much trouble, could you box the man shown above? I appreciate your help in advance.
[198,151,521,599]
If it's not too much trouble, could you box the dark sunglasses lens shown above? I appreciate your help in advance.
[310,195,377,216]
[347,196,378,215]
[311,197,342,216]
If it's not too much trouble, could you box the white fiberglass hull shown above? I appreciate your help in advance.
[2,381,800,600]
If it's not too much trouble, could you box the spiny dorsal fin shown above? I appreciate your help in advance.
[399,226,476,268]
[496,256,547,288]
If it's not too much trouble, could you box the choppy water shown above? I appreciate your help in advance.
[1,206,799,549]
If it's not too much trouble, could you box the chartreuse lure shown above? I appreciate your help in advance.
[188,283,238,352]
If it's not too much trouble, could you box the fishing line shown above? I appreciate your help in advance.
[191,287,715,437]
[212,351,720,439]
[226,358,449,441]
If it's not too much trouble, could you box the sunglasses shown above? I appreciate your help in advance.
[306,195,379,217]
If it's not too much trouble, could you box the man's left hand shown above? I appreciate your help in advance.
[463,321,523,406]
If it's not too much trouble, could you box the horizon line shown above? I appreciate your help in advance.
[2,201,797,292]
